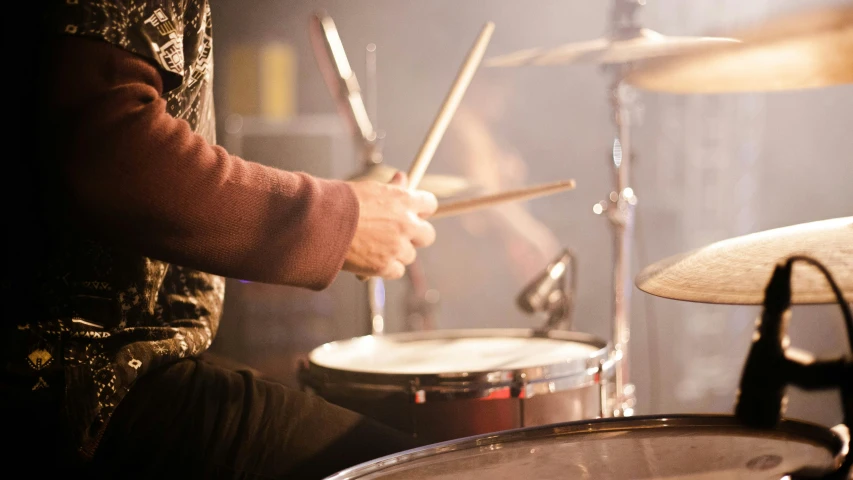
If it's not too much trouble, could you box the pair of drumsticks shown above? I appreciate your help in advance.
[401,22,577,220]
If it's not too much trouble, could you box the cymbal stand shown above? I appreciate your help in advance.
[594,0,642,417]
[362,43,440,335]
[362,43,387,336]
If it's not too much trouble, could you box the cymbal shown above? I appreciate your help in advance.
[483,28,738,67]
[625,6,853,93]
[348,163,478,199]
[635,217,853,305]
[309,10,376,144]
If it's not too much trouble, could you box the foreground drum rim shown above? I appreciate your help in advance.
[325,414,848,479]
[303,328,614,395]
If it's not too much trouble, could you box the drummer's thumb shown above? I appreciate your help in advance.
[389,171,408,188]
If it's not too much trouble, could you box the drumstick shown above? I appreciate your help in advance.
[357,23,493,282]
[431,179,577,219]
[407,21,495,190]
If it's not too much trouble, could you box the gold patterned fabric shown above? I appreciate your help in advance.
[2,0,223,460]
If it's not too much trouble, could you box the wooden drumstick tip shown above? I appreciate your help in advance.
[362,21,496,284]
[432,179,577,219]
[407,21,496,191]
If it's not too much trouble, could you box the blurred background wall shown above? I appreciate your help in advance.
[206,0,853,428]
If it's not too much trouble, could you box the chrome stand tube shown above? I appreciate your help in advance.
[595,0,643,416]
[367,277,386,335]
[365,42,385,336]
[596,79,638,417]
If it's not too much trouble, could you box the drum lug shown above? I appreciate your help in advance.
[597,356,621,417]
[510,386,523,398]
[617,383,637,417]
[513,372,528,399]
[410,379,426,404]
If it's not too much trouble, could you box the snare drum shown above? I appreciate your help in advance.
[325,415,849,480]
[299,328,617,443]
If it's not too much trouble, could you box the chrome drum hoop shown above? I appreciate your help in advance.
[325,414,850,480]
[301,328,615,402]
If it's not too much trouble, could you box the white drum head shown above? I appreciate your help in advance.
[310,330,601,374]
[326,415,846,480]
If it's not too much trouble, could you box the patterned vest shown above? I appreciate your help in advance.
[3,0,224,460]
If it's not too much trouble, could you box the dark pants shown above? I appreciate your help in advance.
[77,354,424,479]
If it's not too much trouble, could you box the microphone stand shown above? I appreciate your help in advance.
[735,259,853,480]
[765,348,851,480]
[516,248,577,333]
[362,42,440,336]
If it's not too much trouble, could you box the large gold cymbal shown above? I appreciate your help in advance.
[348,163,479,200]
[635,217,853,305]
[484,28,737,67]
[625,5,853,93]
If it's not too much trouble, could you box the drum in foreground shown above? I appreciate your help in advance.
[325,415,849,480]
[300,328,616,443]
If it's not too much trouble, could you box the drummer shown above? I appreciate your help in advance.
[4,1,436,477]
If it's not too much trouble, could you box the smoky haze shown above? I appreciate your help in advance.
[208,0,853,427]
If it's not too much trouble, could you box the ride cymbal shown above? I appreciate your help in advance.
[625,5,853,93]
[635,217,853,305]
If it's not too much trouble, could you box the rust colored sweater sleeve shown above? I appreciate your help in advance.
[43,35,359,290]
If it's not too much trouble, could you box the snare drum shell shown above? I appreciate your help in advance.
[300,328,616,443]
[310,384,604,443]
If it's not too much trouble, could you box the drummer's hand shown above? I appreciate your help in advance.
[344,172,437,279]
